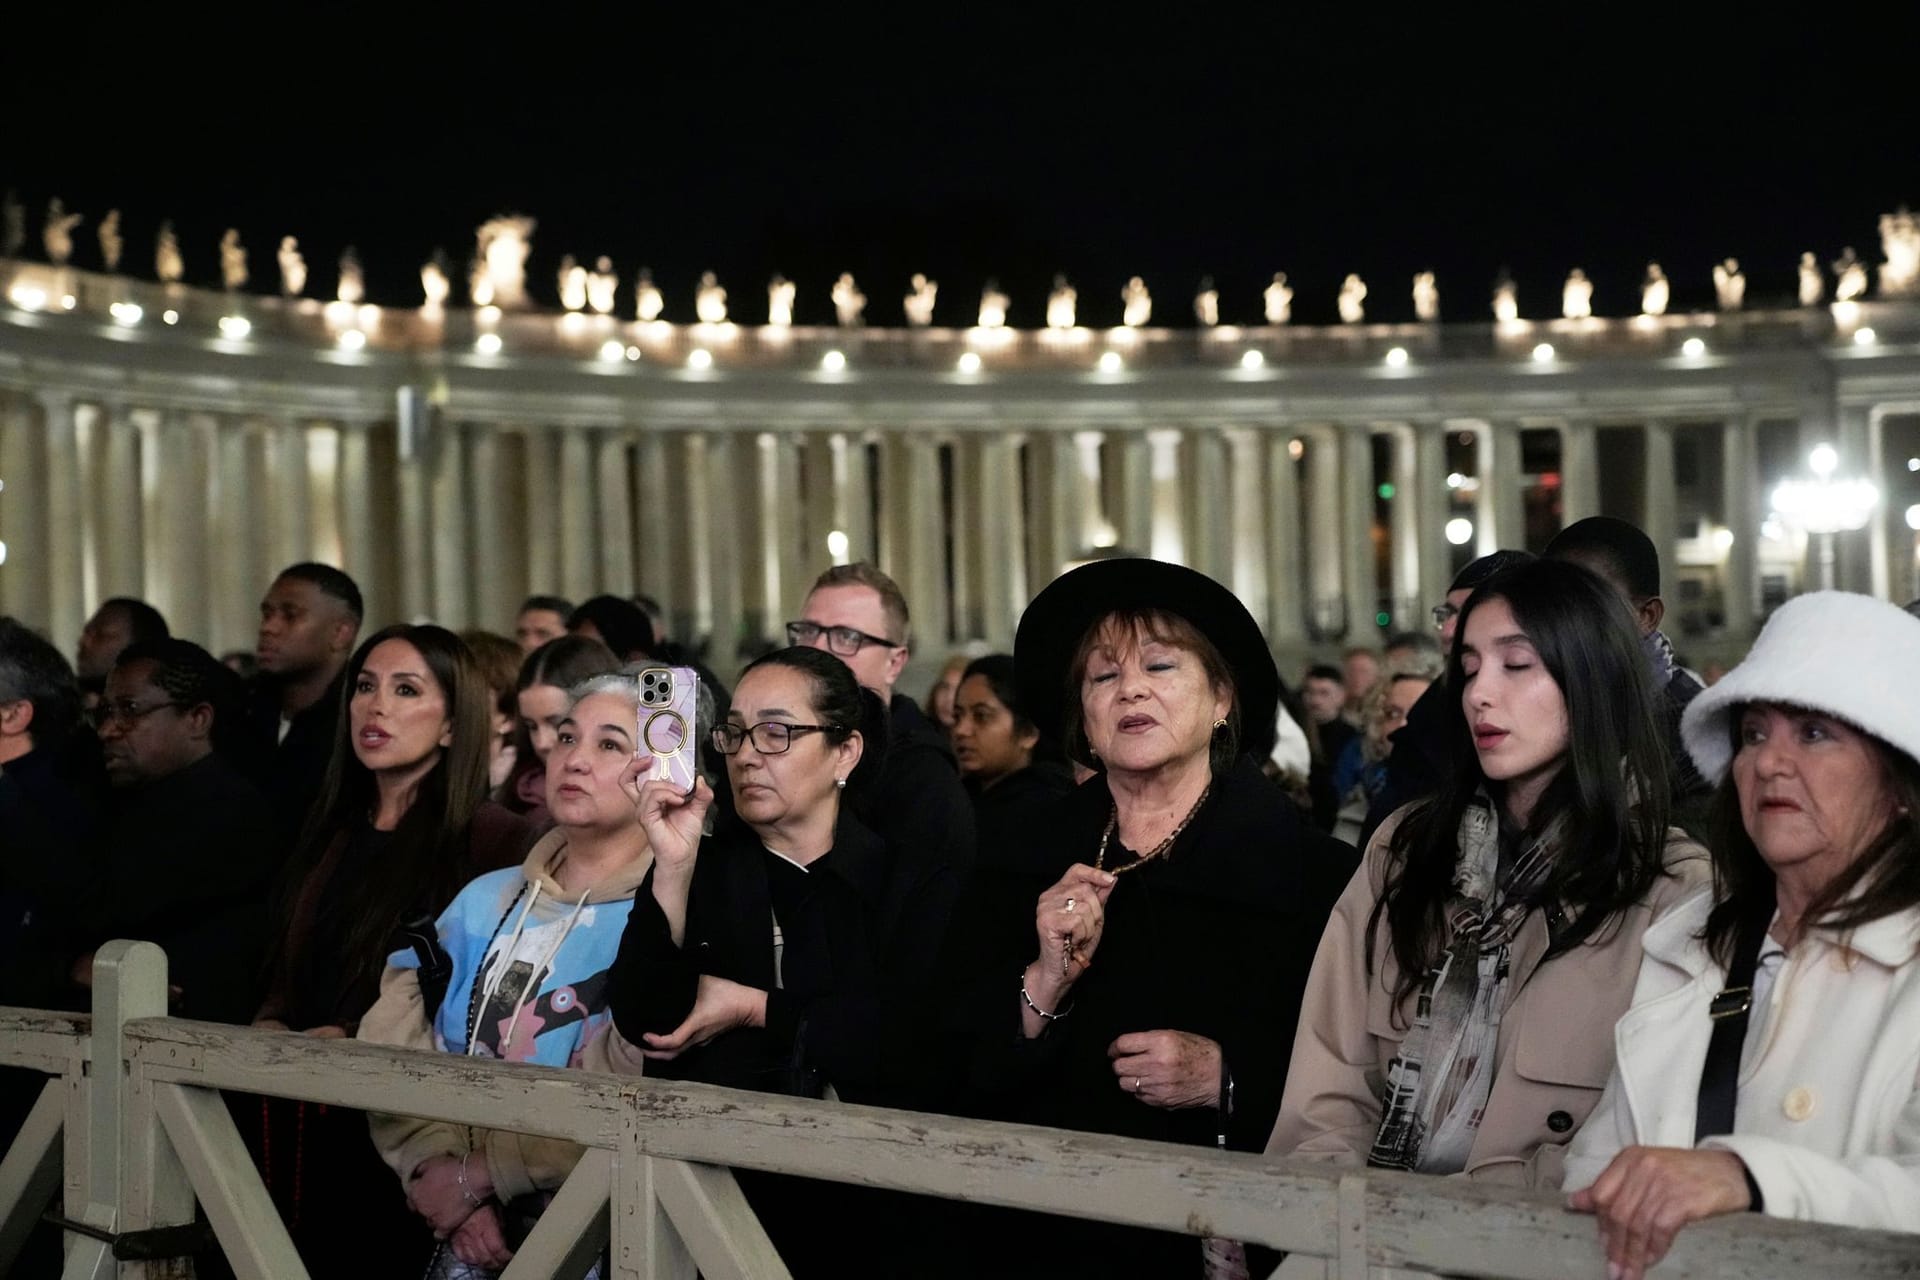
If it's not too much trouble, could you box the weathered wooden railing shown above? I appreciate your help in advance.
[2,941,1917,1279]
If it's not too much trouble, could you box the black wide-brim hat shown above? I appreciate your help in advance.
[1014,558,1280,761]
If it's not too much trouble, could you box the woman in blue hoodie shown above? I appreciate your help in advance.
[362,668,663,1277]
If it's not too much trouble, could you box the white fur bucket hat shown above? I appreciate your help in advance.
[1681,591,1920,786]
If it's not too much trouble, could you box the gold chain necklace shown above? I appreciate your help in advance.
[1095,781,1212,875]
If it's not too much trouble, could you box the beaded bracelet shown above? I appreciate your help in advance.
[1020,978,1071,1022]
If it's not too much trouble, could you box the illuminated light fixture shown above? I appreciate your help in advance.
[337,329,367,351]
[1907,457,1919,472]
[821,349,847,373]
[1854,327,1878,346]
[9,285,46,310]
[0,539,8,565]
[1713,527,1735,551]
[1240,350,1265,370]
[161,309,179,325]
[1287,438,1305,460]
[1761,517,1785,542]
[625,346,641,361]
[110,301,143,326]
[217,315,251,340]
[1445,517,1475,546]
[1377,482,1397,500]
[1681,337,1706,358]
[60,295,76,310]
[1531,342,1555,363]
[1446,472,1465,489]
[1096,351,1123,374]
[474,332,503,355]
[1385,346,1409,368]
[826,530,850,559]
[956,351,982,375]
[477,305,502,326]
[687,348,713,370]
[598,338,625,362]
[1809,443,1838,478]
[1907,504,1920,532]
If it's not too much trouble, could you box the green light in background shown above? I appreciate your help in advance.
[1375,611,1391,627]
[1377,482,1395,500]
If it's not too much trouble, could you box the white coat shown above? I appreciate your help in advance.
[1562,888,1920,1232]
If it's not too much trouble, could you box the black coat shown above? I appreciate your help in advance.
[609,810,931,1105]
[246,672,346,855]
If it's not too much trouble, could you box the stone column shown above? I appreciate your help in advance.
[463,425,509,632]
[681,434,716,647]
[267,417,314,572]
[1071,430,1107,550]
[522,427,561,595]
[597,433,635,597]
[558,429,595,600]
[1024,431,1078,579]
[204,418,258,654]
[878,431,948,649]
[800,433,838,574]
[633,432,679,628]
[949,435,983,641]
[1476,421,1526,554]
[1642,421,1679,593]
[1109,431,1152,556]
[72,400,103,611]
[394,390,433,624]
[977,432,1027,645]
[1146,428,1184,564]
[1558,420,1599,529]
[1866,405,1892,601]
[1303,427,1343,636]
[428,421,471,628]
[1415,421,1452,614]
[98,402,144,600]
[1340,426,1377,643]
[1385,424,1423,630]
[0,393,51,626]
[703,433,743,663]
[335,421,382,627]
[1264,429,1306,646]
[1720,416,1760,640]
[1184,428,1232,583]
[39,391,85,647]
[1223,428,1269,625]
[135,409,207,643]
[834,433,874,566]
[751,431,805,641]
[171,412,214,646]
[1833,403,1874,594]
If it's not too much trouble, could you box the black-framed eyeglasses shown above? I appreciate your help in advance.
[785,620,900,656]
[710,721,840,755]
[88,699,187,730]
[1431,602,1461,628]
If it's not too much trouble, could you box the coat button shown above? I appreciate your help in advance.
[1547,1110,1574,1133]
[1782,1087,1816,1122]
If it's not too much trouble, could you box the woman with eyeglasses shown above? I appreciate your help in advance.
[603,645,938,1274]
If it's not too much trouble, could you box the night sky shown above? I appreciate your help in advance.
[5,13,1916,325]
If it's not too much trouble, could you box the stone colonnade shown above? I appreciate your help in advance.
[5,386,1844,668]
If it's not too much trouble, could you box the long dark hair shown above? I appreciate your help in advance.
[277,624,493,1020]
[1369,559,1673,1003]
[1703,709,1920,967]
[962,653,1061,766]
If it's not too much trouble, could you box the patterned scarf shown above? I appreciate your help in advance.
[1366,790,1568,1173]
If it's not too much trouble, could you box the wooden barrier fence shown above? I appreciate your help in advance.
[1,941,1916,1279]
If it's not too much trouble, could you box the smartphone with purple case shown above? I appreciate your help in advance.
[636,665,699,794]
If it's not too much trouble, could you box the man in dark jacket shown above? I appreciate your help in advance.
[69,639,279,1024]
[247,562,362,850]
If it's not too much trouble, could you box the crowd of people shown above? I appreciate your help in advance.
[2,509,1917,1279]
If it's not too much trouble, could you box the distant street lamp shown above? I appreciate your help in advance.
[1769,443,1879,591]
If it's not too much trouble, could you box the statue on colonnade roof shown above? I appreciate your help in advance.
[1797,252,1825,306]
[337,248,365,305]
[767,274,795,326]
[978,280,1010,328]
[558,255,588,311]
[1561,269,1593,319]
[155,222,184,283]
[1047,275,1077,329]
[421,252,451,310]
[904,273,937,327]
[1881,207,1919,297]
[278,237,307,296]
[831,272,866,326]
[635,269,664,322]
[1413,271,1439,322]
[695,271,728,324]
[1492,272,1519,322]
[587,258,618,314]
[474,215,536,308]
[1640,263,1669,317]
[98,210,123,272]
[1193,277,1219,327]
[43,198,81,265]
[1712,258,1745,311]
[220,229,248,291]
[1337,273,1367,324]
[1121,276,1151,327]
[1263,272,1292,324]
[1832,247,1868,302]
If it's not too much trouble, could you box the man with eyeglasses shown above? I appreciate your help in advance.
[61,639,276,1024]
[787,563,973,1101]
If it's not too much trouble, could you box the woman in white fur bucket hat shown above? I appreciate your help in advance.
[1564,591,1920,1279]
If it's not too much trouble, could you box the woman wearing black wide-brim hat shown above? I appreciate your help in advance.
[939,558,1358,1278]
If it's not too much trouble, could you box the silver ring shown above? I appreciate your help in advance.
[1064,897,1076,913]
[1133,1077,1142,1092]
